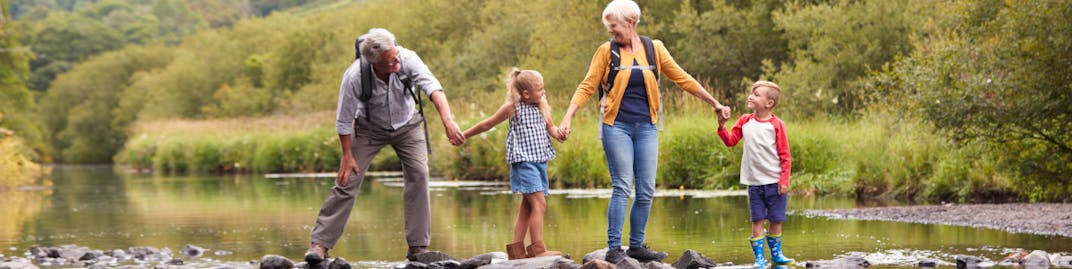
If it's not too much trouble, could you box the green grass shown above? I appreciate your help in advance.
[116,95,1022,202]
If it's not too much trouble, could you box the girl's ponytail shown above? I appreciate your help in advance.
[505,67,522,104]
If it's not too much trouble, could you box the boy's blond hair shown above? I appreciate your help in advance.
[751,80,782,108]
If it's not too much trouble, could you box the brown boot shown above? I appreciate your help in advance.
[526,240,563,257]
[506,242,528,260]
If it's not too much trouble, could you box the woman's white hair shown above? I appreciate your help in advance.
[602,0,641,27]
[359,28,397,64]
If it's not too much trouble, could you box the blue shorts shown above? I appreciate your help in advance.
[510,161,549,195]
[748,183,788,222]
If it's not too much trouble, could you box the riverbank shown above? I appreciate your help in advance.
[794,203,1072,237]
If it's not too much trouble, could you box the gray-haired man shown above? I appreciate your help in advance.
[305,28,465,263]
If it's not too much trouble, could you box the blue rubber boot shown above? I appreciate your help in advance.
[766,234,795,265]
[750,236,768,268]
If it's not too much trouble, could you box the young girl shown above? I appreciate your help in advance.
[461,68,565,259]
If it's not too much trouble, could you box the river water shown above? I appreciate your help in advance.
[1,166,1068,267]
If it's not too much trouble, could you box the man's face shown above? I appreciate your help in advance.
[374,47,401,73]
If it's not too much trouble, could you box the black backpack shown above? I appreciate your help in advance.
[354,37,430,153]
[599,36,664,130]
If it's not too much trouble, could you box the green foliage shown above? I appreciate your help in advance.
[869,0,1072,201]
[768,0,948,117]
[39,46,174,163]
[0,0,47,159]
[669,0,789,96]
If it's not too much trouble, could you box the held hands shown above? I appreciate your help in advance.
[715,104,732,122]
[557,120,572,141]
[444,119,466,146]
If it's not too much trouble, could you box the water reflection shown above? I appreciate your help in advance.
[0,166,1068,266]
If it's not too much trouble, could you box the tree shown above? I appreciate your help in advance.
[871,0,1072,201]
[0,0,47,159]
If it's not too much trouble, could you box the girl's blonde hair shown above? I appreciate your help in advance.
[506,67,552,119]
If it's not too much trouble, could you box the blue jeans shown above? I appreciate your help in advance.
[602,121,658,248]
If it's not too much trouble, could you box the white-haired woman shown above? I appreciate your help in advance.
[557,0,731,264]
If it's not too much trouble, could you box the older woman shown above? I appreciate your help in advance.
[558,0,731,264]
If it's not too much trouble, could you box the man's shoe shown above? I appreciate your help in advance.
[625,244,667,262]
[604,247,626,264]
[406,246,455,263]
[304,243,328,264]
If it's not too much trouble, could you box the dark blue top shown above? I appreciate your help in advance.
[616,59,651,124]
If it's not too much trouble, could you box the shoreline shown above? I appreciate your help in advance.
[792,203,1072,237]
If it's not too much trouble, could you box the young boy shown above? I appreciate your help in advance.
[717,81,794,268]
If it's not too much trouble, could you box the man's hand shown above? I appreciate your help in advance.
[444,120,465,146]
[778,184,790,195]
[337,156,359,186]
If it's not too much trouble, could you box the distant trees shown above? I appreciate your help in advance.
[869,0,1072,201]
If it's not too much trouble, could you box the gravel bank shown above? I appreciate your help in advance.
[794,203,1072,237]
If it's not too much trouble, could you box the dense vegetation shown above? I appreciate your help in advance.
[5,0,1070,202]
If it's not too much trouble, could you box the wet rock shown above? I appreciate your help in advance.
[403,261,428,269]
[1052,254,1072,267]
[58,245,91,260]
[28,246,49,259]
[181,245,206,258]
[477,255,576,269]
[129,247,165,261]
[260,255,294,269]
[88,264,110,269]
[79,251,100,261]
[956,255,983,268]
[326,258,350,269]
[998,250,1028,266]
[45,248,60,259]
[0,261,38,269]
[581,248,608,264]
[167,259,184,265]
[642,261,674,269]
[457,252,504,269]
[918,259,938,268]
[614,256,643,269]
[670,250,716,269]
[409,251,456,264]
[578,259,614,269]
[803,253,870,268]
[1022,250,1050,267]
[429,260,461,269]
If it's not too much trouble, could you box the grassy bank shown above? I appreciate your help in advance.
[117,104,1019,203]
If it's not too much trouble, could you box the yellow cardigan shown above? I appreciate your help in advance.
[569,39,703,125]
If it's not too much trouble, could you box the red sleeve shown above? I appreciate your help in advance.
[718,114,750,147]
[772,117,792,186]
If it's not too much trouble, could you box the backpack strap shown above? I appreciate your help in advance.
[599,36,659,102]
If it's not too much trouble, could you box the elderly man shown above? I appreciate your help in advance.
[305,28,465,263]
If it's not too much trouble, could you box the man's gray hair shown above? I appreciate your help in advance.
[602,0,641,27]
[359,28,397,64]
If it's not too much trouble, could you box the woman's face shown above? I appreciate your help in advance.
[604,15,635,45]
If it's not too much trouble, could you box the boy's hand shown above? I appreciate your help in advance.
[715,104,732,121]
[716,107,729,126]
[778,184,789,195]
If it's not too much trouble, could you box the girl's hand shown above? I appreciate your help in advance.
[778,184,790,195]
[558,120,571,141]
